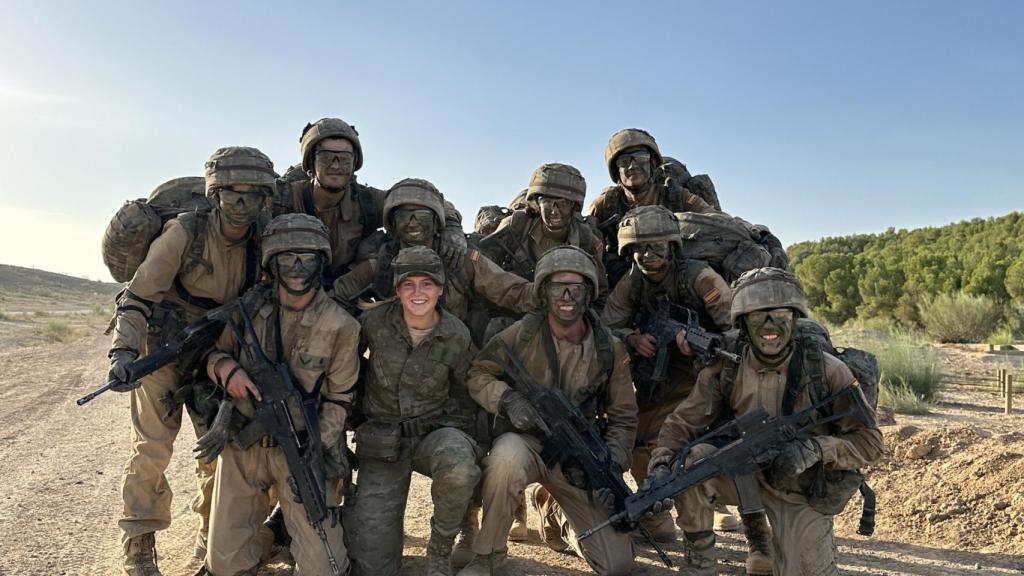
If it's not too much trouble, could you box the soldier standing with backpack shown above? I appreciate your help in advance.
[648,268,884,575]
[105,147,275,575]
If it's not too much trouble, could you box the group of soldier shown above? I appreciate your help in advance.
[104,118,883,576]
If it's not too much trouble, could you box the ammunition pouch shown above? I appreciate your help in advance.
[354,420,402,462]
[807,467,865,516]
[147,301,188,353]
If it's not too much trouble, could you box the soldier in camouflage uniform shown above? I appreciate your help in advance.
[203,214,358,576]
[106,147,274,576]
[272,117,467,285]
[344,246,481,576]
[588,128,716,287]
[481,163,608,307]
[599,206,773,574]
[459,246,638,576]
[648,269,884,576]
[333,178,539,321]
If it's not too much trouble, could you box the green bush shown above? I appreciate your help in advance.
[988,325,1015,346]
[918,292,1001,343]
[837,330,943,413]
[39,319,84,343]
[0,310,9,321]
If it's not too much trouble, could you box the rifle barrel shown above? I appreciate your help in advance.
[77,380,117,406]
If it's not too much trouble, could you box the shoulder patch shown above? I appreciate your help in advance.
[686,193,698,205]
[703,288,721,305]
[468,249,481,262]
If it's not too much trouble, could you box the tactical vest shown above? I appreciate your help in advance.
[479,211,603,281]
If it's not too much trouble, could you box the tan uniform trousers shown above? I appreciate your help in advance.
[475,432,634,576]
[630,396,690,539]
[206,442,348,576]
[119,365,216,546]
[676,444,838,576]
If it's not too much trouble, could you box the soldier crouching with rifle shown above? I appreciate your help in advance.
[458,246,640,576]
[198,214,359,576]
[645,269,883,575]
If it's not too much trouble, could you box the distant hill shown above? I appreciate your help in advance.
[0,264,121,313]
[789,212,1024,326]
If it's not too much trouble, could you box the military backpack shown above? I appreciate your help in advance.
[675,212,773,283]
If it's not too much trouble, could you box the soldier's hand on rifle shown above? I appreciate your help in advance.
[216,358,262,402]
[769,438,822,480]
[108,349,140,392]
[627,332,658,358]
[674,330,694,356]
[499,389,550,435]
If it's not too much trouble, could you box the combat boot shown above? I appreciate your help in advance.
[456,550,507,576]
[451,504,480,569]
[742,513,773,575]
[426,526,457,576]
[509,496,529,541]
[123,533,162,576]
[713,503,740,532]
[679,532,716,576]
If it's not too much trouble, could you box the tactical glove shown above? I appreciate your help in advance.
[641,453,675,515]
[194,400,236,463]
[769,438,822,480]
[440,227,468,264]
[499,389,550,435]
[108,349,140,392]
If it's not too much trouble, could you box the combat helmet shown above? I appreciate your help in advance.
[525,163,586,209]
[392,245,446,287]
[300,117,363,173]
[616,205,682,255]
[533,245,599,303]
[382,178,446,233]
[730,267,809,323]
[204,146,277,197]
[260,213,332,268]
[604,128,663,183]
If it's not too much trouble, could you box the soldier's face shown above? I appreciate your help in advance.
[616,147,653,190]
[314,138,355,191]
[394,205,437,247]
[544,271,589,326]
[633,241,670,276]
[537,196,574,232]
[745,308,796,358]
[397,275,443,318]
[273,251,322,295]
[216,185,267,228]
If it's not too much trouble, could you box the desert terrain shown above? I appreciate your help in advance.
[0,266,1022,575]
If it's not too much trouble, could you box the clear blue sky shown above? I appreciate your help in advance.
[1,1,1021,280]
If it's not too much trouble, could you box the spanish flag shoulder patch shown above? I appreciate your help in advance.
[703,288,721,305]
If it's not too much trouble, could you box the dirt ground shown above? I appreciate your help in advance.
[1,313,1023,576]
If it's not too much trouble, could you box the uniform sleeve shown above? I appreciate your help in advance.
[681,190,717,214]
[319,313,362,447]
[652,362,725,461]
[206,320,238,384]
[815,356,885,470]
[110,220,190,353]
[467,328,516,414]
[603,342,639,469]
[449,336,481,418]
[332,258,377,303]
[692,267,733,330]
[600,271,638,342]
[467,251,540,314]
[591,238,610,311]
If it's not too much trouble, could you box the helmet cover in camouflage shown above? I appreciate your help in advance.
[616,205,683,255]
[475,205,509,235]
[508,189,530,212]
[299,117,363,173]
[204,146,277,197]
[525,163,586,208]
[260,213,332,268]
[382,178,446,233]
[392,245,446,288]
[730,267,809,322]
[533,245,599,303]
[604,128,663,183]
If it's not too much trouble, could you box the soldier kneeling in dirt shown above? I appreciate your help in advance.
[344,246,482,576]
[201,214,359,576]
[647,268,884,575]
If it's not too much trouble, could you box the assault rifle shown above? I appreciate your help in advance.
[494,339,672,567]
[77,315,222,406]
[206,292,342,576]
[634,298,739,400]
[577,385,873,540]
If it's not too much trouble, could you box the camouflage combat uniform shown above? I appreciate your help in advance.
[344,298,480,576]
[108,147,273,572]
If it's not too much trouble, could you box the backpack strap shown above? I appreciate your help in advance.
[177,211,212,277]
[353,181,383,232]
[711,330,743,417]
[300,181,317,217]
[781,340,806,417]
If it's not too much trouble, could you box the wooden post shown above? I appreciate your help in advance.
[1006,374,1014,415]
[998,368,1006,397]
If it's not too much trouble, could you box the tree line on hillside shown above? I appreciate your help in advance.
[788,212,1024,342]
